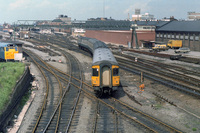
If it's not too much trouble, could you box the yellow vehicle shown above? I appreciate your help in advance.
[167,40,182,49]
[150,44,168,52]
[0,42,18,61]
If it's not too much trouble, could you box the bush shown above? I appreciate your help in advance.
[192,128,197,131]
[0,62,25,113]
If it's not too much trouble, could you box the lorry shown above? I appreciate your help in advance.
[167,40,182,49]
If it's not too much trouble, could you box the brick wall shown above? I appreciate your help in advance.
[85,30,155,48]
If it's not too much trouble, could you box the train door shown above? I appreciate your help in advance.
[102,66,111,87]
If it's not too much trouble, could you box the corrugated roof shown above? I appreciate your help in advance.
[156,20,200,32]
[85,20,168,30]
[131,21,168,26]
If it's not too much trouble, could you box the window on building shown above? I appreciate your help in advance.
[164,34,166,38]
[167,34,171,39]
[185,35,188,40]
[171,35,174,38]
[176,35,179,39]
[180,35,184,39]
[195,36,199,41]
[190,36,194,40]
[160,34,163,37]
[156,34,159,37]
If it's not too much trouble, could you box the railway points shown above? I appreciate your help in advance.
[1,32,200,133]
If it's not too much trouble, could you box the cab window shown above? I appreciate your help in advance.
[6,47,9,51]
[92,68,99,76]
[113,68,119,76]
[15,47,18,51]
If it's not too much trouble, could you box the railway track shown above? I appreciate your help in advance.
[24,49,84,132]
[22,33,184,132]
[113,53,200,97]
[112,46,200,64]
[24,50,63,132]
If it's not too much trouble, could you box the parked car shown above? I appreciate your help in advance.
[175,47,190,53]
[170,54,182,60]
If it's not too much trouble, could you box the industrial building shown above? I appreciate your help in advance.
[85,20,167,48]
[156,20,200,51]
[132,9,155,21]
[188,12,200,20]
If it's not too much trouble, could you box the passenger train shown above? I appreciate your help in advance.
[0,42,18,61]
[78,37,120,96]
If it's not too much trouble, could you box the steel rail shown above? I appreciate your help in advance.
[116,56,200,87]
[24,50,63,133]
[65,52,83,133]
[118,61,200,97]
[29,49,73,133]
[25,52,49,133]
[56,76,157,132]
[65,77,82,133]
[26,49,182,133]
[50,62,183,133]
[27,34,183,132]
[92,101,99,133]
[117,57,200,92]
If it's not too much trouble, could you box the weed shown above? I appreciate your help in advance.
[192,128,197,131]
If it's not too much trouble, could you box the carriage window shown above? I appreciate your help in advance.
[92,68,98,76]
[113,68,119,76]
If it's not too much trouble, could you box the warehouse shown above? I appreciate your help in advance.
[156,20,200,51]
[85,20,167,48]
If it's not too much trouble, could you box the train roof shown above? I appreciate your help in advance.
[0,42,17,47]
[92,48,118,65]
[78,37,109,55]
[93,40,108,49]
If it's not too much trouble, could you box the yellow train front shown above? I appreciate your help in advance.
[92,46,120,96]
[0,42,18,61]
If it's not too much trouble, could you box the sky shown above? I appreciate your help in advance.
[0,0,200,24]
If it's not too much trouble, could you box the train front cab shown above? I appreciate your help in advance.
[4,45,18,60]
[92,65,120,93]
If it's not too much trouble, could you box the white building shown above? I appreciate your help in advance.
[188,12,200,20]
[132,13,155,21]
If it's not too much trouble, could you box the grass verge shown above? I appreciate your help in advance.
[0,62,25,113]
